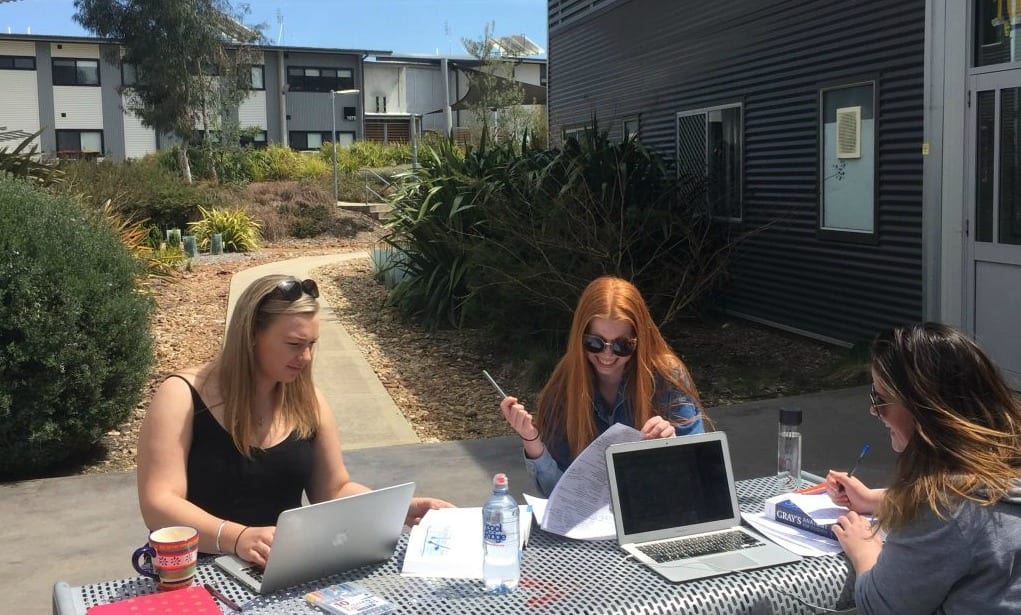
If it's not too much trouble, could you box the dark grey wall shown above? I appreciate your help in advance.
[99,43,124,161]
[548,0,926,344]
[34,42,55,154]
[265,51,283,143]
[282,51,361,137]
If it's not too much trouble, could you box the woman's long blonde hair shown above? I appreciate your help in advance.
[535,276,703,461]
[218,274,320,457]
[873,323,1021,530]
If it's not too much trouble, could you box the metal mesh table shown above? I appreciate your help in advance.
[53,476,856,614]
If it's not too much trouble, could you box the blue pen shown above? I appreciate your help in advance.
[846,444,870,479]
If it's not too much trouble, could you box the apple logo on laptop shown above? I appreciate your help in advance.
[332,531,349,547]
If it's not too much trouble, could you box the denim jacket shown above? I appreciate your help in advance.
[523,373,702,497]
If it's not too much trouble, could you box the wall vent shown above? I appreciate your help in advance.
[835,106,861,159]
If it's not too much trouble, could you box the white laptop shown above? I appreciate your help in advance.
[605,432,800,583]
[215,482,415,594]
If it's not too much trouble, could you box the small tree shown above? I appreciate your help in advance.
[74,0,264,183]
[461,23,528,145]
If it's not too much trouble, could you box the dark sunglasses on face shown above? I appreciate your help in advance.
[270,278,319,301]
[582,334,637,357]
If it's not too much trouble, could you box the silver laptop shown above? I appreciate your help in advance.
[605,432,800,583]
[215,482,415,594]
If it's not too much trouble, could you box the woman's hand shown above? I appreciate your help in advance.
[832,511,882,573]
[641,415,676,440]
[500,396,538,440]
[234,525,275,568]
[825,471,883,514]
[405,497,455,527]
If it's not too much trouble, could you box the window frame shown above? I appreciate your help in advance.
[288,130,336,151]
[250,65,265,90]
[675,101,744,222]
[0,55,36,71]
[816,78,879,244]
[52,57,101,86]
[285,65,354,93]
[621,116,639,141]
[55,129,104,156]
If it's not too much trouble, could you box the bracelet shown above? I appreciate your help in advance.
[521,431,541,442]
[214,520,228,554]
[233,526,250,556]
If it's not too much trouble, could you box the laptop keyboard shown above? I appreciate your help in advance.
[637,529,764,563]
[242,565,265,582]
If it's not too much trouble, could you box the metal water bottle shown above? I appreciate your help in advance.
[482,473,520,593]
[777,407,802,492]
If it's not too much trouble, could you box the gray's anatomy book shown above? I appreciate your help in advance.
[763,492,846,541]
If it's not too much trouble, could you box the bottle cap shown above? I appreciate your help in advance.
[493,473,508,487]
[779,407,802,426]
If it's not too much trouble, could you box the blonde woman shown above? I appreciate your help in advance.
[137,275,450,567]
[826,323,1021,614]
[500,276,706,496]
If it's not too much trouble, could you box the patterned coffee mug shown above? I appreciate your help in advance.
[132,526,199,591]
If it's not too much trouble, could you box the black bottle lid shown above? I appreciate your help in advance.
[779,407,803,426]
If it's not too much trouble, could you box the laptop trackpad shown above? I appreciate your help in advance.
[707,552,758,570]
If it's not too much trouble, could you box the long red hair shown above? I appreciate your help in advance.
[535,276,703,460]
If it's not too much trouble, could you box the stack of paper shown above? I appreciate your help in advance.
[524,423,641,541]
[400,505,533,579]
[741,492,847,557]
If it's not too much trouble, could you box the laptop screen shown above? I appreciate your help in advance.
[611,438,734,535]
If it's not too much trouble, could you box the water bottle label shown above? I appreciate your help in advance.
[484,522,507,544]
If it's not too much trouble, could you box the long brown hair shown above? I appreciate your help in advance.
[535,276,703,460]
[872,323,1021,530]
[218,274,320,457]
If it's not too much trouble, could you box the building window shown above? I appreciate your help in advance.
[240,130,268,148]
[250,65,265,90]
[52,58,100,86]
[676,103,743,221]
[343,106,357,121]
[974,0,1021,67]
[0,56,36,71]
[335,131,356,147]
[286,66,353,92]
[121,62,137,86]
[289,131,333,151]
[621,116,639,141]
[55,129,103,156]
[818,81,876,237]
[375,96,387,113]
[562,124,589,142]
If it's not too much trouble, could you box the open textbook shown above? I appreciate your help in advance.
[524,422,642,541]
[400,505,532,579]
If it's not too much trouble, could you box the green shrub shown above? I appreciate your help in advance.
[56,157,237,229]
[0,178,154,478]
[187,205,262,252]
[0,131,63,186]
[319,141,413,174]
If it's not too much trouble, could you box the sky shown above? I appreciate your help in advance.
[0,0,547,57]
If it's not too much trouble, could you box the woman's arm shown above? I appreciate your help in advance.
[136,375,273,565]
[523,447,564,498]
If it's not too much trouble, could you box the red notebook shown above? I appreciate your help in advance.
[86,585,221,614]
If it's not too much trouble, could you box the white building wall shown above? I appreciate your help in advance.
[53,86,103,129]
[50,42,100,59]
[122,95,156,159]
[513,63,542,86]
[364,64,404,113]
[0,41,41,148]
[239,91,267,130]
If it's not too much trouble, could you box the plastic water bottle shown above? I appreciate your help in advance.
[777,407,802,492]
[482,473,520,593]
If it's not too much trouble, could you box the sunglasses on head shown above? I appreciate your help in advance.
[269,278,319,302]
[582,334,637,357]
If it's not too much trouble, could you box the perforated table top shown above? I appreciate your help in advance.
[53,476,855,615]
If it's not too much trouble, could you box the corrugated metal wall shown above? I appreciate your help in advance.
[548,0,925,344]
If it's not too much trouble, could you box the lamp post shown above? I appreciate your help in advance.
[331,88,360,203]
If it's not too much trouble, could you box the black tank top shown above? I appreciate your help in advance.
[171,375,315,527]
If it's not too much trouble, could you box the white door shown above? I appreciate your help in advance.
[966,70,1021,387]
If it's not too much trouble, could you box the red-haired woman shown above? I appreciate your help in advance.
[499,276,706,496]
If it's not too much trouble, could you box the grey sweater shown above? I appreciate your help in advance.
[855,478,1021,614]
